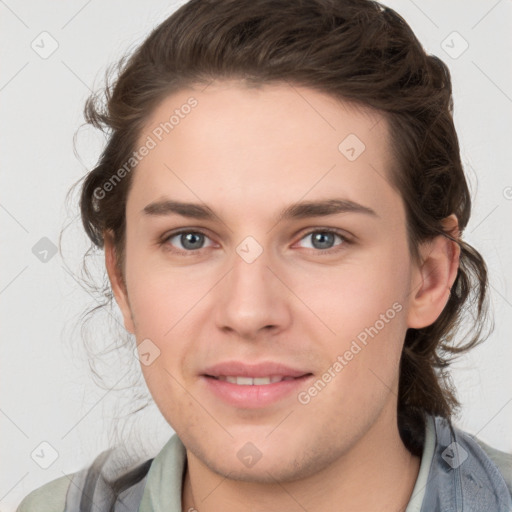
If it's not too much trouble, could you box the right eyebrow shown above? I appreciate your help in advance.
[143,199,216,219]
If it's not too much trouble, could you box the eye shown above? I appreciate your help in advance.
[161,230,214,254]
[296,229,348,253]
[160,228,350,255]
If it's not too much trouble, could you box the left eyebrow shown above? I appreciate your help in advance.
[141,198,379,222]
[277,198,378,221]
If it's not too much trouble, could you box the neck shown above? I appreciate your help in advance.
[181,408,422,512]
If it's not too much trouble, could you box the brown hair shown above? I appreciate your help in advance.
[74,0,490,457]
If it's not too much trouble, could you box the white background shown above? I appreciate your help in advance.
[1,1,511,510]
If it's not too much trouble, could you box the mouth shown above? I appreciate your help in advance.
[203,374,312,385]
[200,373,314,409]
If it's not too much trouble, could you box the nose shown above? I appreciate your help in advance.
[213,244,292,340]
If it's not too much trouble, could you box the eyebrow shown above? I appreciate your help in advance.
[142,198,378,223]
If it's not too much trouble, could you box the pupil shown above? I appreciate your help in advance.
[313,232,334,250]
[182,232,203,250]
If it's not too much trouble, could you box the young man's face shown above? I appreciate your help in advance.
[107,81,428,481]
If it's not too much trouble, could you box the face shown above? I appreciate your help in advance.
[106,80,447,482]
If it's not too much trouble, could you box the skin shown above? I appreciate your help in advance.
[104,80,460,512]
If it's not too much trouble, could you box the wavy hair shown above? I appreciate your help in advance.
[70,0,490,466]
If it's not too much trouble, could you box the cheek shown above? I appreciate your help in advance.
[295,250,409,339]
[302,248,410,387]
[125,252,205,337]
[124,255,212,393]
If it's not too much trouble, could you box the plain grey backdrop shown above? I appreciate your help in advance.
[1,1,511,510]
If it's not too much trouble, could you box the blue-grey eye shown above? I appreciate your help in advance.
[167,231,214,251]
[298,230,345,251]
[182,232,203,250]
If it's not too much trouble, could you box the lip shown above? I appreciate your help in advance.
[200,361,314,409]
[201,374,314,409]
[201,361,311,379]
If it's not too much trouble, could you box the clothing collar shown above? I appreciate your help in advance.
[405,413,436,511]
[139,433,186,512]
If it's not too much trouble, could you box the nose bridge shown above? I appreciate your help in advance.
[230,242,271,295]
[229,238,276,305]
[214,236,290,336]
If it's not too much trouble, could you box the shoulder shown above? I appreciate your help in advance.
[16,474,71,512]
[17,449,155,512]
[16,449,114,512]
[473,435,512,495]
[440,416,512,498]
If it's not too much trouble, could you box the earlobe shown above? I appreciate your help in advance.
[104,230,136,334]
[407,215,461,329]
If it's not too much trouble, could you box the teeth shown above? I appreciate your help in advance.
[217,375,295,385]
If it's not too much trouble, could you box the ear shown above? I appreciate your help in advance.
[407,214,461,329]
[104,230,135,334]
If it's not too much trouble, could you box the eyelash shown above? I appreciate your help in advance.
[158,228,351,256]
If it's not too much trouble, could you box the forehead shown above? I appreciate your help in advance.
[129,80,400,223]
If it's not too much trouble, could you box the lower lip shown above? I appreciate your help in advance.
[201,375,314,409]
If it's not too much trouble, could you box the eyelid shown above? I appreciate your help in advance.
[159,226,353,255]
[292,227,351,254]
[159,228,216,255]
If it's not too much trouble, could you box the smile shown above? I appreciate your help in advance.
[213,375,297,385]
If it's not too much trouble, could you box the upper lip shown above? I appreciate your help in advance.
[202,361,312,378]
